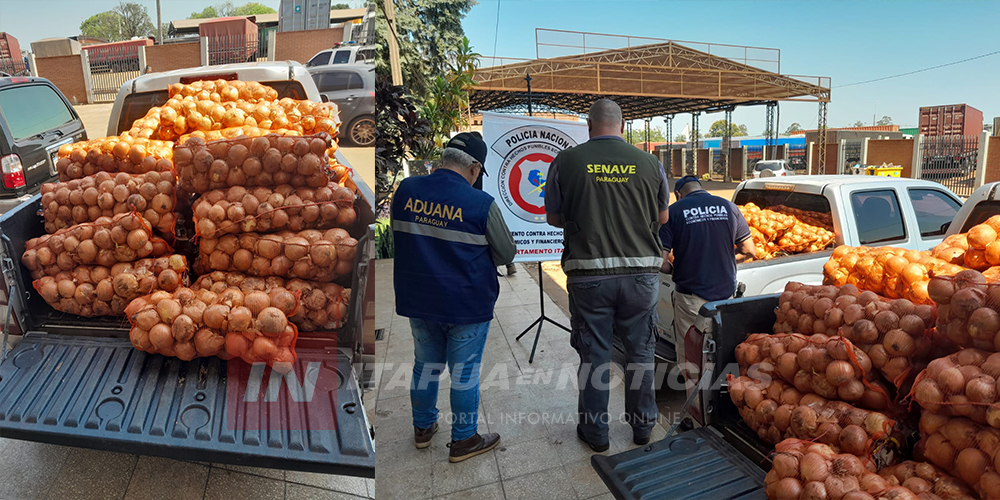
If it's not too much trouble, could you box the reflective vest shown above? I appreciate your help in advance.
[392,169,499,324]
[554,138,664,277]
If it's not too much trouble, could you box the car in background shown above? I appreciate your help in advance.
[308,64,375,147]
[0,76,87,211]
[306,43,376,67]
[752,159,794,178]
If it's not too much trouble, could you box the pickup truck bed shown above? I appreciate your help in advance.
[0,168,376,476]
[597,295,781,499]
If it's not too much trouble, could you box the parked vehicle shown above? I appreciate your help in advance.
[0,76,87,213]
[653,176,963,361]
[596,182,1000,499]
[306,42,376,67]
[308,63,375,147]
[107,61,321,136]
[921,151,977,177]
[0,66,376,477]
[751,159,794,178]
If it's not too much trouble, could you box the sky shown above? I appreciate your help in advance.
[462,0,1000,138]
[0,0,366,43]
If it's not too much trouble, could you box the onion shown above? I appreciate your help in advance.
[800,452,830,482]
[149,323,173,350]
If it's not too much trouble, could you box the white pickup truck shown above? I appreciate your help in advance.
[655,175,965,360]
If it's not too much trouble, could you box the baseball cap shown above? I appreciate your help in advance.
[673,175,701,193]
[447,132,488,175]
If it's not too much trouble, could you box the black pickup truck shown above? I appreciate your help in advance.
[593,295,776,500]
[0,157,377,476]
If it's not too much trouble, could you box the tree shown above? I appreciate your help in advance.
[81,11,123,42]
[232,2,277,16]
[708,119,748,138]
[851,120,866,127]
[419,37,480,146]
[115,1,155,39]
[785,122,803,134]
[376,78,432,212]
[375,0,476,104]
[625,127,667,145]
[876,115,893,126]
[189,6,220,18]
[332,3,351,9]
[674,134,687,143]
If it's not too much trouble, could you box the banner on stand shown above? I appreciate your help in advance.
[481,112,589,263]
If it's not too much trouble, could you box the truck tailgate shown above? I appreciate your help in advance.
[591,426,766,500]
[0,333,375,477]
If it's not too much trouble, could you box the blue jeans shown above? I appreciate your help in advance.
[410,318,490,441]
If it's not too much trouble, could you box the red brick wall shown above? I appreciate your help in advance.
[146,42,201,73]
[274,27,345,65]
[671,149,683,177]
[729,148,744,180]
[867,139,914,178]
[811,144,839,174]
[35,55,88,104]
[985,137,1000,184]
[697,149,709,176]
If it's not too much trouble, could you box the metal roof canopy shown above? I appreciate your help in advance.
[471,29,831,121]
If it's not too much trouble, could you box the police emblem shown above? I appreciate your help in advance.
[490,125,577,223]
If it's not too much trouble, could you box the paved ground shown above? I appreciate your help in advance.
[373,259,691,500]
[71,104,375,191]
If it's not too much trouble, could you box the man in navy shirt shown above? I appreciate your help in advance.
[660,175,755,367]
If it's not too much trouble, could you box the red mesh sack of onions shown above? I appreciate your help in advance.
[22,213,173,280]
[909,348,1000,429]
[735,332,892,412]
[191,271,349,331]
[776,282,946,388]
[33,255,187,317]
[56,136,174,182]
[823,246,965,305]
[927,270,1000,352]
[764,439,896,500]
[878,461,977,500]
[172,132,334,194]
[41,171,177,235]
[913,412,1000,498]
[125,286,300,371]
[931,217,1000,271]
[191,183,356,238]
[195,228,357,282]
[729,375,895,456]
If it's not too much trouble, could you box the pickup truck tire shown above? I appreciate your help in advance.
[346,116,376,148]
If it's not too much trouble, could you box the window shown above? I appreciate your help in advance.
[316,71,362,92]
[355,49,374,63]
[754,161,784,171]
[851,190,906,244]
[307,51,331,67]
[332,50,352,64]
[0,84,74,141]
[909,189,961,237]
[960,201,1000,233]
[733,189,831,214]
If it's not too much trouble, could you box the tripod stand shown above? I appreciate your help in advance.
[515,263,571,363]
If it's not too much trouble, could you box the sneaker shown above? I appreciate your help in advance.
[447,433,500,463]
[577,424,610,452]
[414,423,438,449]
[633,428,652,446]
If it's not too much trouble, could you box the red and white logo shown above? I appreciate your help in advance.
[491,125,577,223]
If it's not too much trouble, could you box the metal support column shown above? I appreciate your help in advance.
[664,115,673,177]
[690,112,699,175]
[765,102,776,160]
[626,121,633,144]
[817,102,828,174]
[644,118,651,152]
[524,74,533,116]
[723,108,733,183]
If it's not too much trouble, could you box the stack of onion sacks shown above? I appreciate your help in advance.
[931,216,1000,271]
[823,245,964,304]
[191,271,349,331]
[928,270,1000,351]
[125,286,299,370]
[748,226,777,261]
[33,255,187,317]
[729,375,894,455]
[22,212,172,280]
[772,204,834,231]
[195,228,357,282]
[765,439,893,500]
[55,136,174,181]
[739,202,797,239]
[878,461,977,500]
[191,183,356,238]
[914,412,1000,498]
[172,133,333,194]
[910,348,1000,429]
[41,171,176,235]
[737,331,891,411]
